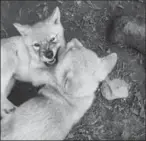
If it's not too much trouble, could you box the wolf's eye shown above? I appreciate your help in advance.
[34,43,40,47]
[33,43,41,50]
[50,35,57,43]
[50,37,55,42]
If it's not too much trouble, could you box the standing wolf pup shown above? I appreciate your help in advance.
[1,39,117,140]
[1,7,65,120]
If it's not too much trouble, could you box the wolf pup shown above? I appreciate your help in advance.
[1,7,65,120]
[1,39,117,140]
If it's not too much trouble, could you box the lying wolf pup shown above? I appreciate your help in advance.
[1,7,65,120]
[1,39,117,140]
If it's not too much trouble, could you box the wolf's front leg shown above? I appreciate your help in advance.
[30,68,57,87]
[1,77,16,122]
[30,69,65,96]
[1,96,16,123]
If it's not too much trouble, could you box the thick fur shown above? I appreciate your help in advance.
[1,38,117,140]
[1,7,65,120]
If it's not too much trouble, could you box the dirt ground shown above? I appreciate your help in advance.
[1,1,145,140]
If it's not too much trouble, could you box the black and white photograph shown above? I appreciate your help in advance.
[1,0,145,140]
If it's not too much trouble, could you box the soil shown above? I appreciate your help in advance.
[1,1,145,140]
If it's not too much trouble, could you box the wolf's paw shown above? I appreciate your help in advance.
[1,107,16,125]
[1,100,16,121]
[32,81,41,87]
[32,75,49,87]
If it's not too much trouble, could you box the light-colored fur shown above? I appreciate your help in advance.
[1,7,65,120]
[1,38,117,140]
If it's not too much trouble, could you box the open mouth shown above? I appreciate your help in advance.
[47,58,56,65]
[43,57,56,66]
[43,46,61,66]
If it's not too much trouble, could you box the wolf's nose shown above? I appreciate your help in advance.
[45,49,54,59]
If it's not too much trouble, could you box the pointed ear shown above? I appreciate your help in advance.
[67,38,83,49]
[71,38,83,47]
[97,53,117,81]
[13,23,31,36]
[48,7,61,24]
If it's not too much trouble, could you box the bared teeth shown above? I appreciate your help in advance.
[47,58,56,65]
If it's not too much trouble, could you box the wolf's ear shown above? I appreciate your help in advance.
[97,53,117,81]
[71,38,83,47]
[48,7,61,24]
[13,23,31,36]
[67,38,83,49]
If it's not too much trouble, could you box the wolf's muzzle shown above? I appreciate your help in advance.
[44,49,54,59]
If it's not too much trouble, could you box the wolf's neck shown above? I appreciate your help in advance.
[62,93,95,127]
[46,93,95,140]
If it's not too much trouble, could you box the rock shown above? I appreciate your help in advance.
[101,78,129,100]
[106,16,145,55]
